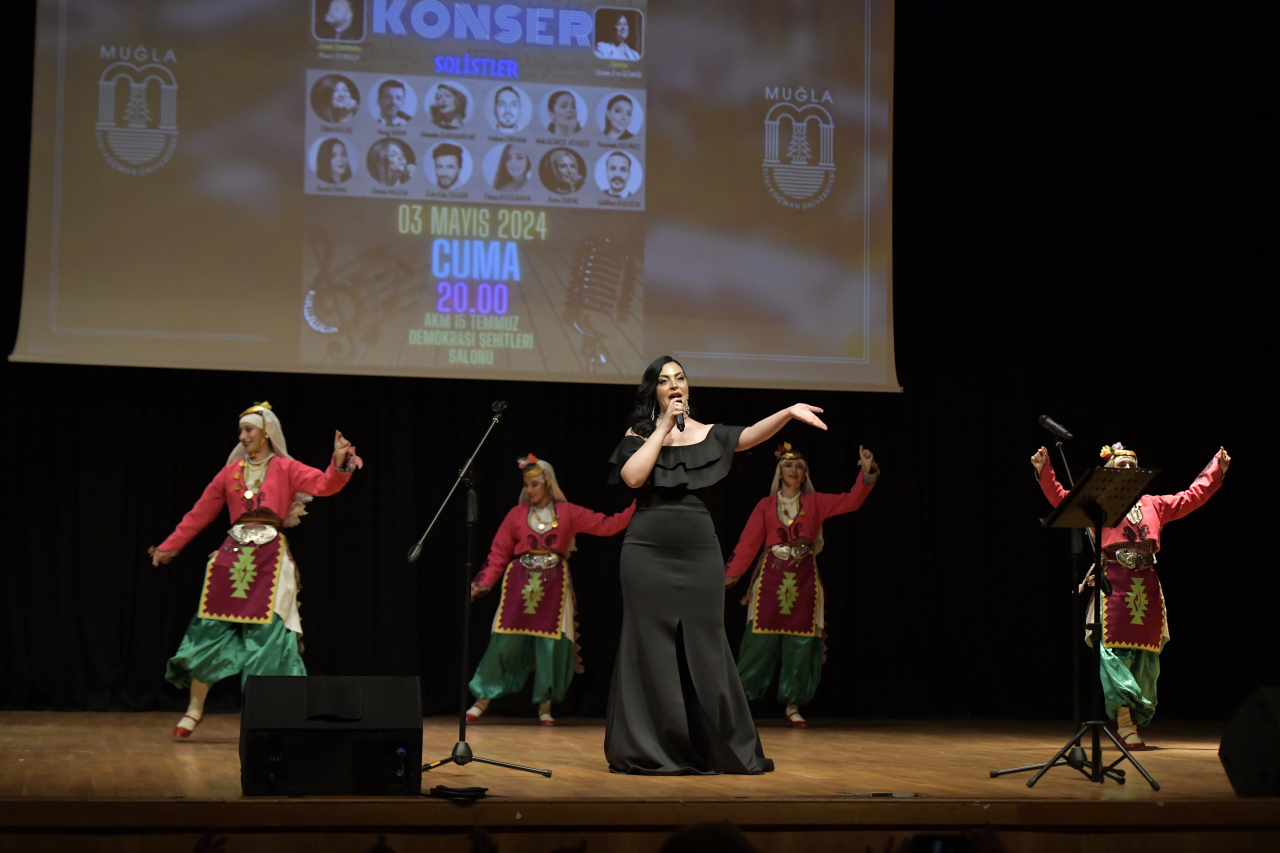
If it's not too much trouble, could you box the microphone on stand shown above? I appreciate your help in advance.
[1039,415,1074,442]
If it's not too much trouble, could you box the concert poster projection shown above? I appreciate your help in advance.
[14,0,897,392]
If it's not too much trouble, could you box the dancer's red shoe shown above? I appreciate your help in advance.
[172,714,201,738]
[1119,730,1146,751]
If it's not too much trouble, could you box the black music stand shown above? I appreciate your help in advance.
[990,465,1161,789]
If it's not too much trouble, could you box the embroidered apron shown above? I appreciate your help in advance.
[1099,543,1166,653]
[752,548,820,637]
[494,553,568,639]
[198,524,284,624]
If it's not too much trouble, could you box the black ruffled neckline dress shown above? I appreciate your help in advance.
[603,424,773,775]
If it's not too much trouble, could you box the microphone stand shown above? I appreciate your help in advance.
[991,438,1088,778]
[1049,442,1107,732]
[1050,443,1084,740]
[409,401,552,781]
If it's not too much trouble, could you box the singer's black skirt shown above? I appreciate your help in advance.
[604,425,773,775]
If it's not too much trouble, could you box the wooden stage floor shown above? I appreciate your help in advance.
[1,712,1278,851]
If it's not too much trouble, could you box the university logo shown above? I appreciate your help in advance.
[762,88,835,210]
[95,51,179,175]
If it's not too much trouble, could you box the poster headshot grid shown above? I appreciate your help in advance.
[305,70,647,208]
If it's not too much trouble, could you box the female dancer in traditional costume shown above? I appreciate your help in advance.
[725,442,878,728]
[1033,441,1229,749]
[605,356,828,774]
[467,456,635,726]
[149,403,360,738]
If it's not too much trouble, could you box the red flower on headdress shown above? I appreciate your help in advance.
[774,442,793,458]
[517,454,539,469]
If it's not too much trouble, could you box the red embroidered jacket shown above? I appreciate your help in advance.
[724,470,876,579]
[473,501,636,589]
[1037,453,1224,550]
[159,455,353,551]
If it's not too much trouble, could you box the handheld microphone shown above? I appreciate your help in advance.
[1039,415,1074,441]
[675,413,685,432]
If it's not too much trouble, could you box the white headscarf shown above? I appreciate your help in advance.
[517,458,575,553]
[228,403,293,464]
[228,402,312,528]
[517,458,568,504]
[770,456,824,556]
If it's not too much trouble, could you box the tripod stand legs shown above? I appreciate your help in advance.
[990,720,1156,789]
[423,740,553,777]
[471,755,553,776]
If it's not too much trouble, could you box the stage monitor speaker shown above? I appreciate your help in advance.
[240,675,423,796]
[1219,686,1280,797]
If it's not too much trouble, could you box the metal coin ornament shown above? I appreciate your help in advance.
[245,490,255,500]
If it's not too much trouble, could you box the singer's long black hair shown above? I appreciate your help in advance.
[626,355,683,439]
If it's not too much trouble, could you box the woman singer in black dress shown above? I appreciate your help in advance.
[605,356,829,774]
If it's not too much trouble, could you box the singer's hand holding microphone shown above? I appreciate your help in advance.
[661,397,686,433]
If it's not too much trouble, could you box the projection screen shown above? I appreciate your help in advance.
[13,0,897,391]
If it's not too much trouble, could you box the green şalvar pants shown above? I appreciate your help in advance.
[736,623,824,708]
[1100,641,1162,727]
[165,613,305,690]
[468,632,576,705]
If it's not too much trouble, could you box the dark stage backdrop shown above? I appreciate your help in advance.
[2,3,1273,722]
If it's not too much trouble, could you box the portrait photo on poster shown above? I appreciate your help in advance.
[369,77,417,126]
[483,143,533,192]
[593,7,643,60]
[314,0,364,42]
[427,142,473,190]
[542,89,587,136]
[487,84,533,133]
[426,81,473,130]
[310,74,360,123]
[539,147,587,195]
[310,137,358,184]
[595,149,643,199]
[596,92,644,140]
[366,138,416,187]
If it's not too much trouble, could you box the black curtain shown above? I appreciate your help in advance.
[2,2,1273,720]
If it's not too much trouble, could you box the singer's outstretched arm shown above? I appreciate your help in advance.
[736,405,828,451]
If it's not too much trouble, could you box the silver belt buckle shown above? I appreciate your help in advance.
[771,543,810,561]
[520,552,560,570]
[1114,549,1150,570]
[229,522,278,546]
